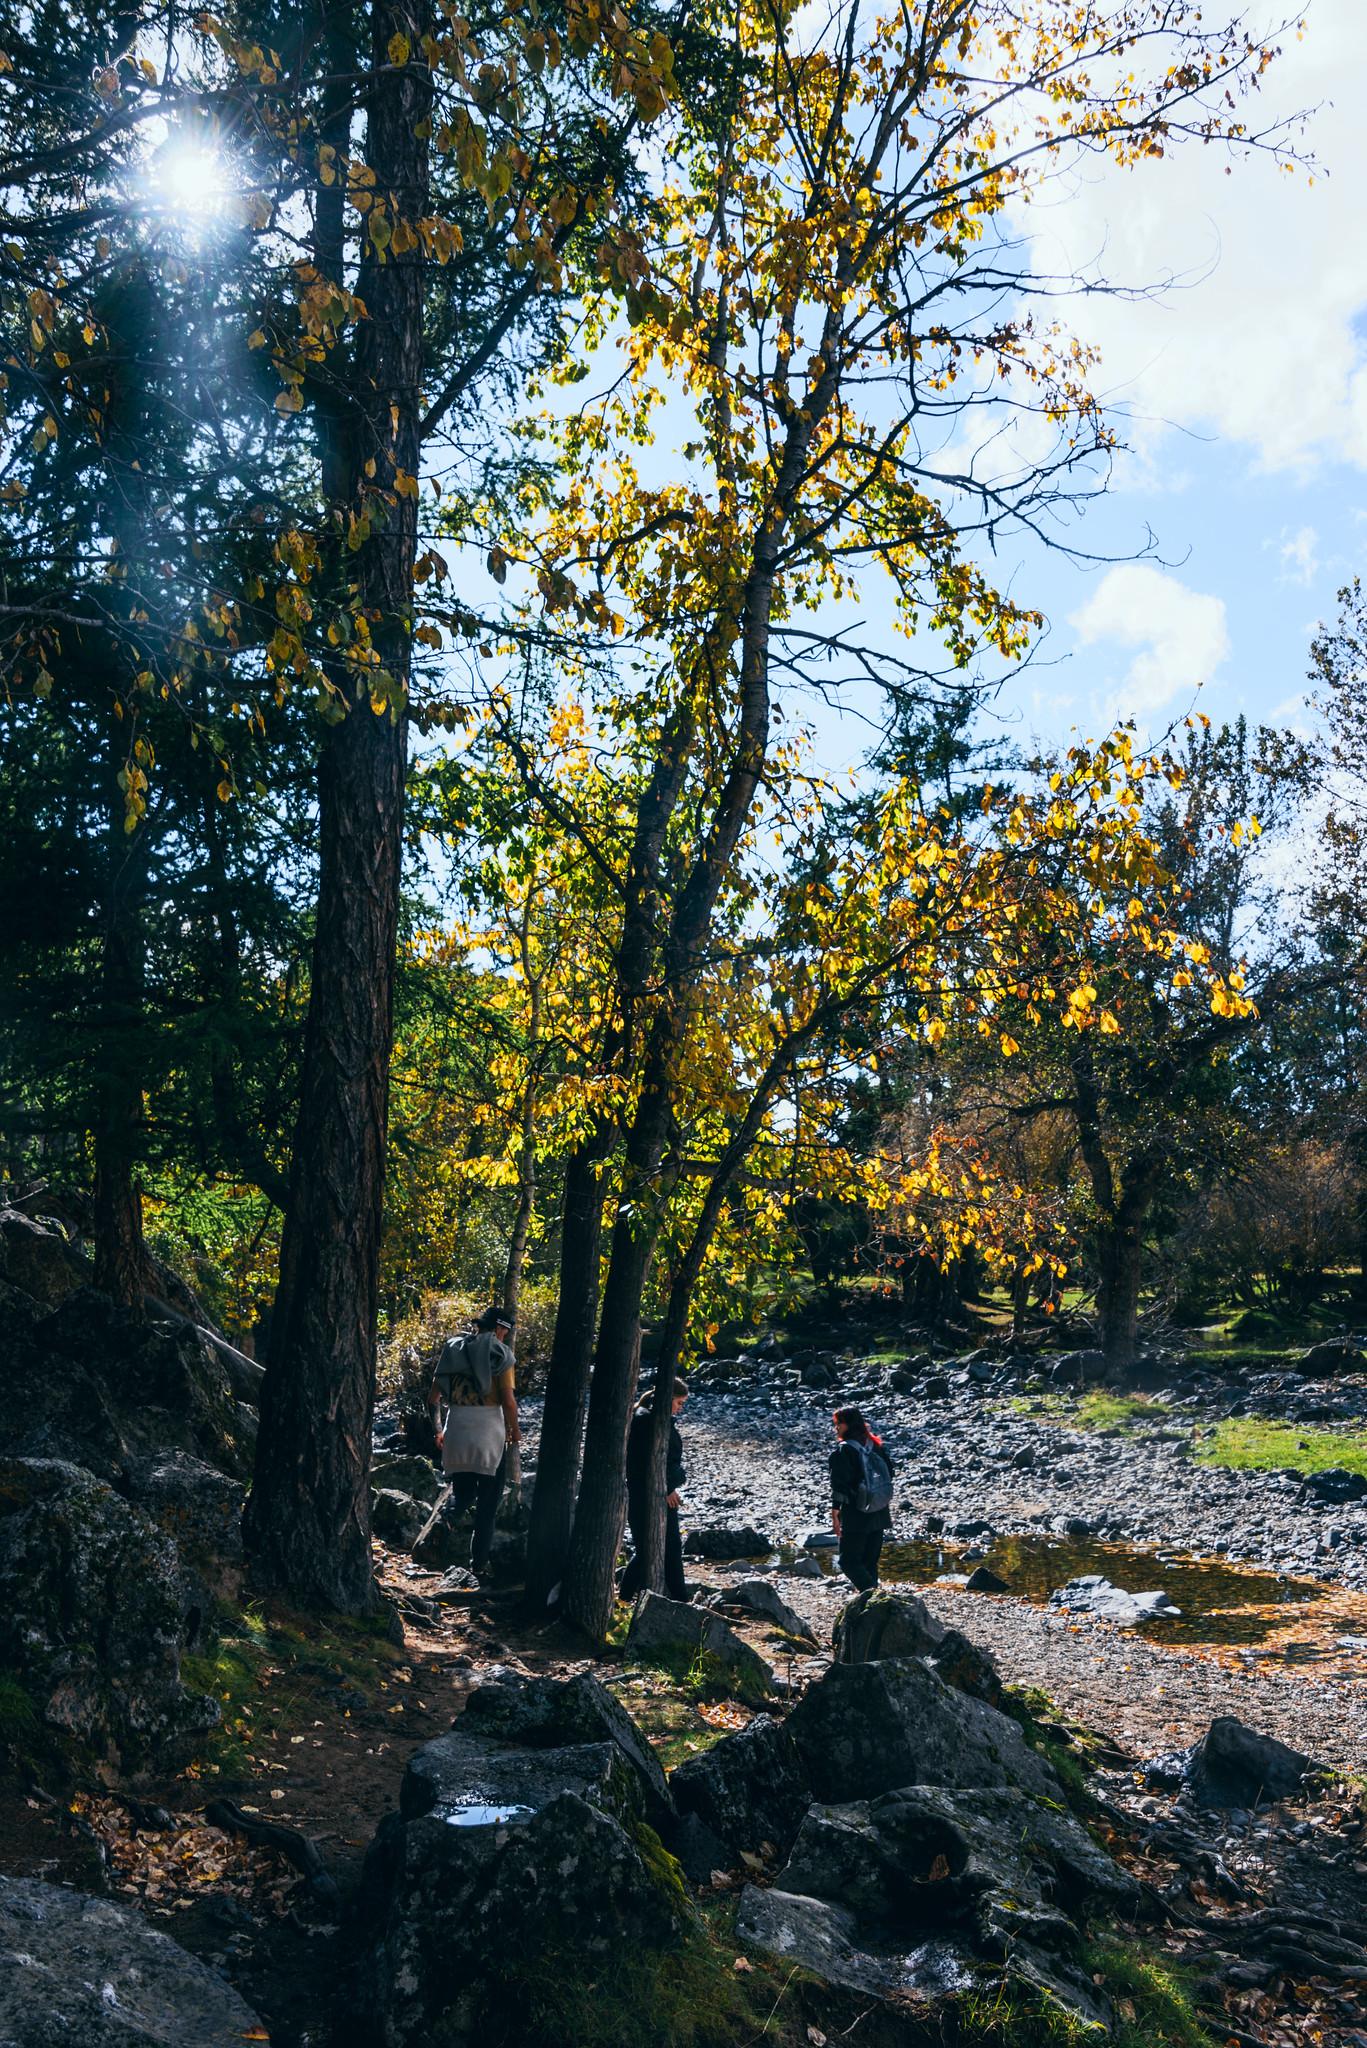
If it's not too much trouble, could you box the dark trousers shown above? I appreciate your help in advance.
[838,1511,886,1592]
[446,1454,506,1573]
[620,1496,687,1602]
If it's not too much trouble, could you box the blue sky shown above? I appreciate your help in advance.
[979,0,1367,757]
[442,1,1367,784]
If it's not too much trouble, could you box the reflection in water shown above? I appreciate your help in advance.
[438,1801,535,1827]
[879,1534,1335,1646]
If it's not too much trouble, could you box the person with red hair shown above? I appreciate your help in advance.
[829,1406,894,1590]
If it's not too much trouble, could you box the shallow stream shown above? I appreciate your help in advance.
[877,1533,1363,1649]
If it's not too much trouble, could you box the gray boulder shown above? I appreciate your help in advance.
[402,1729,646,1829]
[713,1579,814,1641]
[409,1497,464,1570]
[1301,1340,1367,1378]
[1049,1349,1106,1388]
[669,1714,810,1860]
[832,1590,1001,1705]
[682,1525,773,1560]
[625,1592,774,1699]
[670,1810,735,1885]
[1145,1715,1315,1810]
[778,1556,824,1581]
[370,1452,442,1505]
[460,1670,672,1826]
[736,1886,957,2000]
[787,1657,1059,1805]
[0,1458,217,1770]
[0,1288,253,1485]
[1049,1575,1180,1625]
[741,1786,1134,2029]
[371,1488,428,1550]
[1303,1466,1367,1504]
[0,1874,265,2045]
[353,1755,693,2047]
[964,1566,1011,1594]
[779,1784,1137,1934]
[0,1209,88,1307]
[120,1451,245,1607]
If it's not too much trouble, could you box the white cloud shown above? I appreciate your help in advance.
[1070,566,1230,720]
[1278,524,1319,584]
[1024,0,1367,476]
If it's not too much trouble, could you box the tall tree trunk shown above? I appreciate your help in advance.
[1010,1262,1030,1346]
[1096,1198,1147,1376]
[560,327,825,1640]
[637,1037,812,1588]
[523,1145,605,1607]
[244,0,429,1613]
[559,1172,656,1635]
[562,1031,694,1639]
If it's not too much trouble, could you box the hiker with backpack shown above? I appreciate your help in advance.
[427,1307,520,1583]
[829,1405,894,1590]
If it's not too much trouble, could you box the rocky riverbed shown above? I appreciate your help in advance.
[663,1373,1367,1586]
[511,1353,1367,1780]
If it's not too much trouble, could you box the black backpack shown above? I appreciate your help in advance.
[851,1438,894,1515]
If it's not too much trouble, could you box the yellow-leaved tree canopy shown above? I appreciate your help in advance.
[436,0,1300,1635]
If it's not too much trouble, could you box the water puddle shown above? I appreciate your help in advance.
[878,1534,1343,1647]
[437,1801,535,1828]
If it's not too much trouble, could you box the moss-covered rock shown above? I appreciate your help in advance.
[0,1457,217,1772]
[832,1588,1002,1705]
[0,1285,255,1485]
[353,1755,696,2045]
[121,1449,245,1607]
[670,1713,810,1862]
[787,1656,1058,1805]
[460,1668,674,1827]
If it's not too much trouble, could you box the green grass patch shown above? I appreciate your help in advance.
[1008,1392,1171,1433]
[1196,1416,1367,1478]
[606,1671,733,1771]
[1086,1939,1221,2048]
[1181,1343,1303,1372]
[182,1598,407,1782]
[1001,1689,1097,1815]
[953,1940,1218,2047]
[1073,1392,1170,1431]
[626,1639,772,1711]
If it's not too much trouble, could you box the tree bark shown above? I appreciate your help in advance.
[1070,1047,1153,1378]
[1096,1195,1148,1376]
[91,270,157,1311]
[1010,1263,1030,1346]
[524,1146,607,1607]
[244,0,429,1613]
[560,1139,666,1635]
